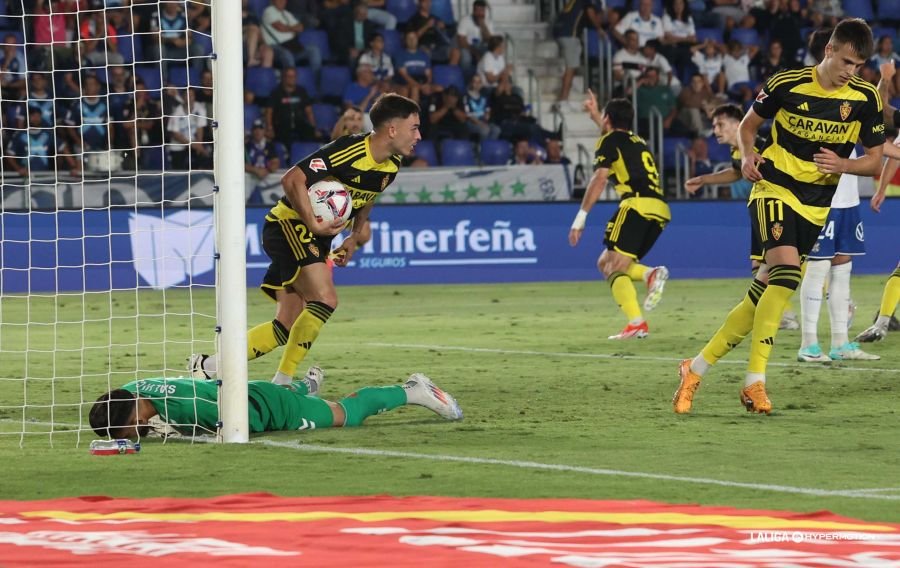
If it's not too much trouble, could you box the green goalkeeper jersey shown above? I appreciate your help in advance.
[121,378,334,434]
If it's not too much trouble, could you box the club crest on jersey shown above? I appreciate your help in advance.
[771,222,783,241]
[309,158,327,172]
[381,175,390,190]
[308,243,320,257]
[839,101,851,121]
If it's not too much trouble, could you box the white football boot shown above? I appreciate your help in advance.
[403,373,463,421]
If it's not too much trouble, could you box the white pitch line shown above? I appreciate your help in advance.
[255,439,900,502]
[364,342,900,374]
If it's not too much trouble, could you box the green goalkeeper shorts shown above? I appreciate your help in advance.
[248,381,335,432]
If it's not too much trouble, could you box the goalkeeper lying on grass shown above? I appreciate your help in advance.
[89,367,462,440]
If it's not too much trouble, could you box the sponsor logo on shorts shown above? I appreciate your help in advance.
[771,222,783,241]
[855,222,864,241]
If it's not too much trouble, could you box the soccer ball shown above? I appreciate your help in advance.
[308,180,352,224]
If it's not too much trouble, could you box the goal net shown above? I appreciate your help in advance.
[0,1,248,446]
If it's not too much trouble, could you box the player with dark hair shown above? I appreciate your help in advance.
[192,94,421,385]
[89,367,462,440]
[570,94,671,340]
[673,19,885,414]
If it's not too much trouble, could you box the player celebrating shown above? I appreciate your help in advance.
[570,95,670,340]
[89,367,462,440]
[673,19,884,414]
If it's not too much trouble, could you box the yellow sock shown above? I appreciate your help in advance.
[247,319,289,360]
[625,262,649,282]
[610,272,642,321]
[700,279,766,365]
[747,265,801,374]
[880,269,900,318]
[277,301,334,378]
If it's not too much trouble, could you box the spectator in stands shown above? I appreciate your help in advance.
[64,74,111,155]
[243,0,275,67]
[544,136,571,165]
[343,64,384,111]
[750,38,790,85]
[358,33,396,90]
[406,0,459,65]
[107,65,134,121]
[807,0,842,28]
[642,39,680,92]
[477,35,512,90]
[166,87,211,170]
[722,39,757,103]
[613,0,663,47]
[5,108,58,177]
[362,0,399,30]
[766,0,803,67]
[612,29,649,95]
[660,0,696,75]
[146,0,205,73]
[394,29,441,103]
[690,38,724,92]
[427,85,469,142]
[246,119,281,180]
[490,74,556,142]
[870,36,900,95]
[79,9,125,66]
[30,0,78,70]
[195,69,214,105]
[117,78,163,171]
[331,106,365,139]
[635,66,686,137]
[321,0,353,31]
[552,0,604,106]
[677,72,714,136]
[333,1,378,66]
[288,0,322,29]
[23,72,55,129]
[457,0,495,75]
[266,67,320,146]
[187,0,212,35]
[509,137,543,165]
[261,0,322,71]
[686,135,715,182]
[464,74,500,140]
[0,35,26,92]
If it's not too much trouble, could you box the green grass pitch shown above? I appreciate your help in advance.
[1,277,898,522]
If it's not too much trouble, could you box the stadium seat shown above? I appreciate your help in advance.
[585,28,601,58]
[694,27,723,44]
[291,141,320,164]
[841,0,874,20]
[662,136,690,171]
[312,103,340,134]
[873,27,899,45]
[381,29,402,58]
[319,65,352,102]
[877,0,900,21]
[412,139,437,166]
[386,0,418,24]
[440,139,476,166]
[430,0,456,24]
[168,65,200,88]
[706,134,732,164]
[605,0,627,9]
[480,139,512,165]
[248,0,269,19]
[134,64,163,95]
[295,66,318,99]
[117,34,136,64]
[244,103,261,133]
[432,65,465,91]
[688,0,706,11]
[191,32,213,56]
[245,67,278,97]
[299,30,331,63]
[730,28,760,47]
[273,142,289,166]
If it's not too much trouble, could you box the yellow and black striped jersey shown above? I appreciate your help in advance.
[594,129,670,222]
[751,66,884,224]
[272,133,402,222]
[730,134,770,172]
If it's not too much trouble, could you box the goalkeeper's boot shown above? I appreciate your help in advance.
[673,359,701,414]
[797,344,831,362]
[403,373,463,421]
[301,365,325,396]
[188,354,214,380]
[828,342,880,361]
[643,266,669,311]
[740,381,772,414]
[608,321,649,340]
[855,323,887,343]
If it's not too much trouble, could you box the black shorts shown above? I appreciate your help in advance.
[603,207,666,260]
[260,217,333,301]
[748,197,823,260]
[747,203,764,262]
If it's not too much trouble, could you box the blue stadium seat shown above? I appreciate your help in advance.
[117,34,135,64]
[695,27,723,44]
[480,139,512,165]
[605,0,627,9]
[312,103,340,134]
[662,136,690,171]
[295,66,318,99]
[688,0,706,11]
[319,65,352,101]
[706,134,732,164]
[877,0,900,21]
[299,30,331,63]
[413,139,437,166]
[134,64,163,96]
[440,139,476,166]
[167,65,200,88]
[191,32,213,56]
[381,29,402,58]
[432,64,465,91]
[244,103,261,133]
[291,141,320,164]
[730,28,760,47]
[873,27,899,45]
[386,0,418,24]
[248,0,269,19]
[430,0,456,24]
[841,0,874,20]
[273,142,289,166]
[245,67,278,97]
[586,28,601,58]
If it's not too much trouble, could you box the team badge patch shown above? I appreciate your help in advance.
[308,243,320,257]
[771,222,783,241]
[840,101,851,121]
[309,158,327,172]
